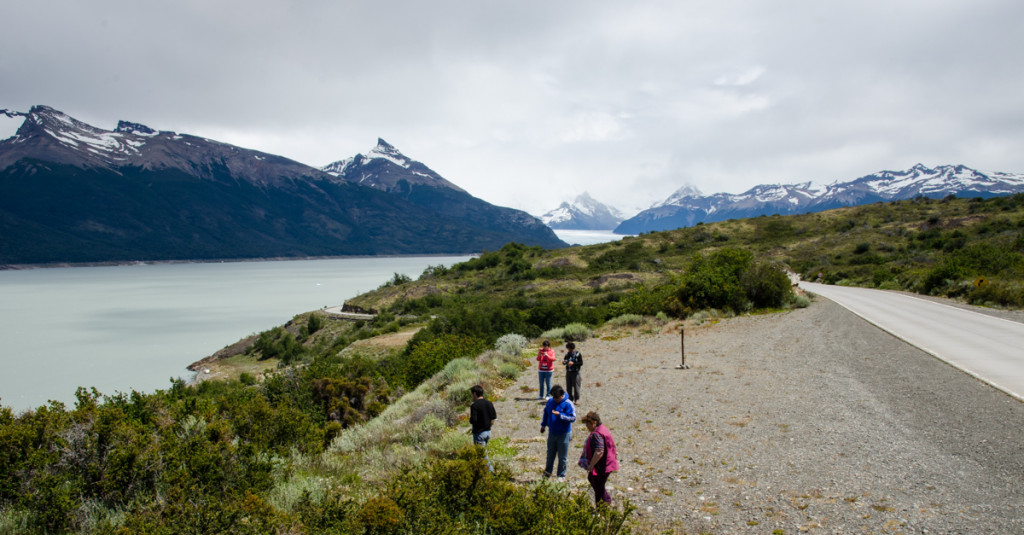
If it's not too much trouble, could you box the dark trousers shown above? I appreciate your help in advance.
[566,370,581,402]
[588,471,612,504]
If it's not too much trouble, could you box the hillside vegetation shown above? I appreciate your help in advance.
[1,195,1021,533]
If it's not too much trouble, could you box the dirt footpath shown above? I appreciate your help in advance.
[492,299,1024,534]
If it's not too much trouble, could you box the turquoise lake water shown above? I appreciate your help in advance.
[0,230,626,412]
[0,256,471,412]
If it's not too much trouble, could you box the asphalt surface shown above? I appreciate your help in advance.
[799,281,1024,401]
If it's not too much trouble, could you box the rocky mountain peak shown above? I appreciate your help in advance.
[374,138,397,152]
[115,120,157,135]
[322,139,465,193]
[0,109,26,140]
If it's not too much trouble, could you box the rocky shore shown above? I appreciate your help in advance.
[493,298,1024,533]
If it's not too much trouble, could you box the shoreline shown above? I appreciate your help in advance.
[0,252,476,271]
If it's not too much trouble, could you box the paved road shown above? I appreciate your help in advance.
[799,281,1024,401]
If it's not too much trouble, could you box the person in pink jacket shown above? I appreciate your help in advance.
[579,411,619,505]
[536,340,555,399]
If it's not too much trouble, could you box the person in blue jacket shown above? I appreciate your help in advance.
[540,384,576,481]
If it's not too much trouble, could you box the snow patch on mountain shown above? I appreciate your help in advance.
[541,192,625,230]
[365,138,412,168]
[320,139,465,193]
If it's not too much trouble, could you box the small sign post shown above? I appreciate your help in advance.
[676,327,689,369]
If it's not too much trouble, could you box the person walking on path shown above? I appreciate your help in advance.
[469,385,497,446]
[540,384,576,481]
[536,340,556,399]
[469,384,497,471]
[563,342,583,403]
[579,411,619,505]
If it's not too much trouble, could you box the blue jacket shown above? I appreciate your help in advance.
[542,396,576,435]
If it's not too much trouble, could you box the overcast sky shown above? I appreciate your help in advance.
[4,0,1024,215]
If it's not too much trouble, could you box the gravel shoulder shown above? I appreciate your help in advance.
[492,298,1024,534]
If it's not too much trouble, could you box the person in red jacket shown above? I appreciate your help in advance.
[579,411,619,505]
[536,340,555,399]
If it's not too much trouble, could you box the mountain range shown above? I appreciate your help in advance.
[615,164,1024,234]
[539,192,624,230]
[0,106,565,265]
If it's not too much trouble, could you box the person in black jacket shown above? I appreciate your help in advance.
[563,342,583,403]
[470,384,498,471]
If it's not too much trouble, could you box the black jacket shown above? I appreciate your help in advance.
[563,350,583,373]
[470,397,497,434]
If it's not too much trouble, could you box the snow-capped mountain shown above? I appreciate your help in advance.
[323,138,465,193]
[319,138,559,241]
[615,164,1024,234]
[541,192,625,230]
[0,105,564,264]
[0,105,315,186]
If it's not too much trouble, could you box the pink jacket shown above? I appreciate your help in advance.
[536,347,556,371]
[583,424,619,475]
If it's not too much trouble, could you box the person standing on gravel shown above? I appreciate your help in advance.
[562,342,583,403]
[469,385,497,447]
[540,384,576,481]
[579,411,618,505]
[536,340,556,399]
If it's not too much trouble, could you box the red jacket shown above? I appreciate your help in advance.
[536,347,556,371]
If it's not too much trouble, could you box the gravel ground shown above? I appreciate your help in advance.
[492,298,1024,534]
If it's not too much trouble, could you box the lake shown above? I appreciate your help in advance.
[552,229,628,245]
[0,256,472,412]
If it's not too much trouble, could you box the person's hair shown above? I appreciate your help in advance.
[470,385,484,398]
[542,340,551,347]
[549,385,565,398]
[581,411,602,426]
[565,342,575,350]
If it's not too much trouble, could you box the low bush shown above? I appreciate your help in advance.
[561,322,594,341]
[606,314,646,326]
[495,333,529,356]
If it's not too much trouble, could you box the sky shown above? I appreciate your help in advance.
[3,0,1024,216]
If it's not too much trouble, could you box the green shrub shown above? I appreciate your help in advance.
[359,496,405,534]
[378,335,487,390]
[677,248,793,313]
[677,248,754,313]
[377,446,634,533]
[306,312,324,336]
[253,326,305,365]
[539,327,564,341]
[967,279,1024,307]
[611,282,677,317]
[689,309,721,325]
[740,260,793,309]
[607,314,646,326]
[495,333,529,355]
[561,322,594,342]
[497,363,520,380]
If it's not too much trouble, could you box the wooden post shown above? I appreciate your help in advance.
[677,327,689,369]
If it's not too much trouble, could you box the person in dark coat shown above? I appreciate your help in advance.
[563,341,583,403]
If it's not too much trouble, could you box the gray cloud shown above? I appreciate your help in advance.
[4,0,1023,214]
